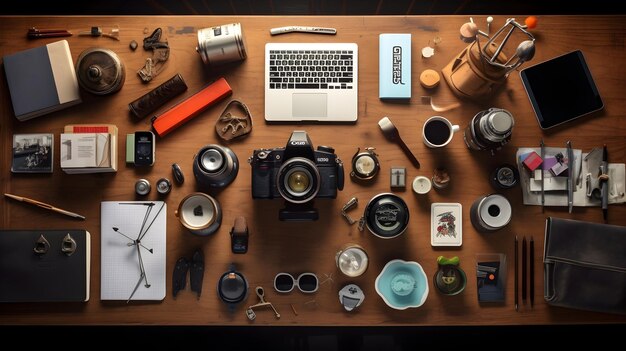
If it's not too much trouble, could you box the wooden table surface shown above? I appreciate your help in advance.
[1,16,625,325]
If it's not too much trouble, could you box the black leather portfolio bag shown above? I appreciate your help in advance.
[544,217,626,314]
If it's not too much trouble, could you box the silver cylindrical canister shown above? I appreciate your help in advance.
[470,194,512,232]
[196,23,247,66]
[464,108,514,154]
[176,192,222,236]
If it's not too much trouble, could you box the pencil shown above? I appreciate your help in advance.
[4,193,85,220]
[522,236,527,303]
[515,235,519,311]
[530,236,535,308]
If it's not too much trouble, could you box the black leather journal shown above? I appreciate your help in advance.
[0,229,90,302]
[544,218,625,314]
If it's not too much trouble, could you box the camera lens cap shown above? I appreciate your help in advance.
[364,193,409,239]
[218,268,248,304]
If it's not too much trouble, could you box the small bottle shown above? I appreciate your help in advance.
[432,168,450,189]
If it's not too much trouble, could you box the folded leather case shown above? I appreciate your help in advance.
[544,217,626,314]
[128,73,188,120]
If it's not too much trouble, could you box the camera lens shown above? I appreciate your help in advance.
[286,170,311,194]
[277,158,320,204]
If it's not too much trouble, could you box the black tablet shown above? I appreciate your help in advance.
[520,50,603,129]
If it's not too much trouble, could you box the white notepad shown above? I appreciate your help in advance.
[101,201,166,301]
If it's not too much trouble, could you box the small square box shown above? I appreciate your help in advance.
[522,151,543,172]
[390,167,406,189]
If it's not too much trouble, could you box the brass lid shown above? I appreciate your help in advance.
[76,47,125,95]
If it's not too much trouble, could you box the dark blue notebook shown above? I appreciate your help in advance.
[3,40,81,121]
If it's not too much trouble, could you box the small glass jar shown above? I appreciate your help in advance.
[336,244,369,277]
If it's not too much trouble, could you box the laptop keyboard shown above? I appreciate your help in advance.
[268,49,355,90]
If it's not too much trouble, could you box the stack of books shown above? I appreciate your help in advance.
[60,124,118,174]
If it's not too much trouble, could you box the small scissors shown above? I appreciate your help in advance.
[245,286,280,320]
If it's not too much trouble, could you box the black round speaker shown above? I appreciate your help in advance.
[193,144,239,189]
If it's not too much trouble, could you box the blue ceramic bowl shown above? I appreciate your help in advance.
[375,259,429,310]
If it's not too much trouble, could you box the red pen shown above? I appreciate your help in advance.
[27,27,72,39]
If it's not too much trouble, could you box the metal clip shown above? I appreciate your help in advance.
[341,197,358,225]
[61,233,77,256]
[358,216,366,232]
[245,286,280,320]
[34,234,50,255]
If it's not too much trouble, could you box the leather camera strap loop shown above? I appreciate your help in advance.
[216,99,253,141]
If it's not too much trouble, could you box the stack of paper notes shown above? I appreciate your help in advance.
[516,147,625,207]
[60,124,118,174]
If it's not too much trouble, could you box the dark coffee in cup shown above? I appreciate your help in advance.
[422,116,460,148]
[424,120,451,146]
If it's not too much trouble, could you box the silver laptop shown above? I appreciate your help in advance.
[265,43,358,122]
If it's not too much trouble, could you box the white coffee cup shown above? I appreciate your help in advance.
[422,116,460,148]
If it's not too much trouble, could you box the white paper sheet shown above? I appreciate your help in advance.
[101,201,166,301]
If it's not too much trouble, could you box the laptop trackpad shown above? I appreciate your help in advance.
[292,93,327,118]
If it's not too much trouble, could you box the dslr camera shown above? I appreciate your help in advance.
[249,131,344,221]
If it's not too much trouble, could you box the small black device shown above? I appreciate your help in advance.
[172,163,185,184]
[249,131,344,221]
[230,216,249,254]
[134,131,155,166]
[520,50,603,130]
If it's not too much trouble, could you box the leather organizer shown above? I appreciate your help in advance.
[544,217,626,314]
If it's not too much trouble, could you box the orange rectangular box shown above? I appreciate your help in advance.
[152,77,232,137]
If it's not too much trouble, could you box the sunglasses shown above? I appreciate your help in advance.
[273,273,319,293]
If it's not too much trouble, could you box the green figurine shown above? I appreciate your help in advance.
[434,256,466,295]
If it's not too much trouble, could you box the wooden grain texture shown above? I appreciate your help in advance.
[0,16,625,325]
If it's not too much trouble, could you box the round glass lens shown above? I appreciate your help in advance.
[287,170,310,194]
[298,274,318,292]
[355,155,376,175]
[274,274,294,292]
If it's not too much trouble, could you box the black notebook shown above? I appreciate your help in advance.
[0,229,90,302]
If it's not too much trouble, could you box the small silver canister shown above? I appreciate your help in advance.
[464,108,514,155]
[196,23,247,66]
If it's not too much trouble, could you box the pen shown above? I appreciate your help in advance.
[27,27,72,39]
[4,193,85,220]
[566,140,574,213]
[539,138,546,212]
[522,236,527,303]
[530,236,535,308]
[515,235,519,311]
[270,26,337,36]
[601,144,608,221]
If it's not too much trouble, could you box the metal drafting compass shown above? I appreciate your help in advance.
[112,202,165,302]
